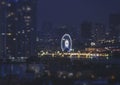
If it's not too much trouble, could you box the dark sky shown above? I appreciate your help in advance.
[37,0,120,28]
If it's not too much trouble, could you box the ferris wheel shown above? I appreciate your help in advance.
[61,34,72,52]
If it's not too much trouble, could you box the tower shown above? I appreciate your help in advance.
[109,14,120,41]
[0,0,37,58]
[81,21,92,41]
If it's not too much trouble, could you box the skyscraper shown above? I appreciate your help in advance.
[0,0,37,58]
[109,14,120,41]
[92,23,105,42]
[81,21,92,41]
[0,0,7,58]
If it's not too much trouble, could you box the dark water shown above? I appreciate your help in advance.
[0,57,120,85]
[0,64,27,78]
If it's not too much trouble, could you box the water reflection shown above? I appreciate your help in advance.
[0,57,120,85]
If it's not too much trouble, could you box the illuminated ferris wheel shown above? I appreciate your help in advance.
[61,34,72,52]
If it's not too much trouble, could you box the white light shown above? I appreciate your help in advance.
[65,39,69,48]
[1,33,5,35]
[1,1,5,5]
[91,42,95,46]
[36,37,39,42]
[7,33,12,36]
[18,31,20,34]
[13,38,16,41]
[61,34,72,52]
[22,30,25,34]
[26,6,31,11]
[8,3,11,7]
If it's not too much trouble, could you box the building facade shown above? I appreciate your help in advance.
[81,21,92,41]
[109,14,120,41]
[0,0,37,58]
[92,23,105,44]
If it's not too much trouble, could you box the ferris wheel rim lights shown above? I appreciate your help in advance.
[61,34,72,52]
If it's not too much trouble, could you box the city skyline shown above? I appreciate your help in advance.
[0,0,120,58]
[0,0,37,58]
[37,0,120,27]
[0,1,120,85]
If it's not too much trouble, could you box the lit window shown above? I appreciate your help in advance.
[36,37,39,42]
[18,31,20,34]
[27,16,31,19]
[26,23,30,26]
[25,20,30,22]
[7,12,14,17]
[8,3,11,7]
[1,33,5,35]
[15,17,18,21]
[22,30,25,34]
[10,12,14,16]
[1,1,5,5]
[22,7,25,10]
[26,6,31,11]
[8,24,11,27]
[7,33,12,36]
[13,38,16,41]
[7,13,11,17]
[27,30,30,32]
[6,47,9,50]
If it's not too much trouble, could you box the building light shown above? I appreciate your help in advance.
[22,7,25,10]
[6,47,9,50]
[25,20,30,23]
[8,3,11,7]
[26,23,30,26]
[31,28,34,31]
[7,13,11,17]
[13,38,16,41]
[10,12,14,16]
[106,32,109,35]
[7,33,12,36]
[18,31,20,34]
[26,6,31,11]
[1,1,5,5]
[1,33,5,35]
[28,16,31,19]
[8,24,11,27]
[7,12,14,17]
[24,16,31,19]
[36,37,39,42]
[15,17,18,21]
[27,30,31,32]
[22,30,25,34]
[91,42,96,46]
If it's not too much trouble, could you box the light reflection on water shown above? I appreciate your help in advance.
[0,63,45,79]
[0,64,27,78]
[0,57,120,85]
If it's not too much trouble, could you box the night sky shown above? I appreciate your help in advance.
[37,0,120,29]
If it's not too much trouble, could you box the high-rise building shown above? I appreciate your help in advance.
[81,21,92,41]
[0,0,8,58]
[92,23,105,42]
[0,0,37,58]
[109,14,120,41]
